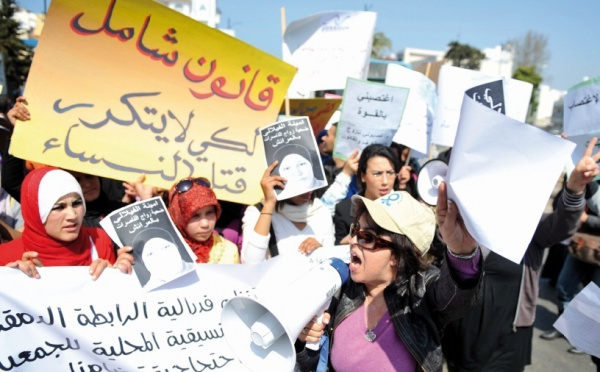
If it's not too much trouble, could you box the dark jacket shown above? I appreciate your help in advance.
[296,256,483,371]
[333,198,354,245]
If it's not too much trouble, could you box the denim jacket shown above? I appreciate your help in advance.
[296,255,483,372]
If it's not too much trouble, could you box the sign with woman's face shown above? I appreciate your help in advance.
[142,237,186,282]
[260,117,327,200]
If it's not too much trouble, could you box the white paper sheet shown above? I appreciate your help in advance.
[432,65,533,147]
[563,77,600,136]
[385,64,437,155]
[447,94,575,263]
[554,282,600,358]
[334,78,408,160]
[282,11,376,97]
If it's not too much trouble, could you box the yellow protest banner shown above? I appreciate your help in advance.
[279,98,342,134]
[11,0,296,204]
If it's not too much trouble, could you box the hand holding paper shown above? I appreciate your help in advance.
[436,182,478,255]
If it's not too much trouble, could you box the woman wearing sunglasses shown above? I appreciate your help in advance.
[296,186,482,372]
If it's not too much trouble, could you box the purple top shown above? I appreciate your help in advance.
[445,248,481,282]
[330,249,481,370]
[331,303,416,372]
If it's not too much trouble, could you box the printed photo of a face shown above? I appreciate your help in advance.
[273,144,327,200]
[279,153,315,189]
[132,227,195,291]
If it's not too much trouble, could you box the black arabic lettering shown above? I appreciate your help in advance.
[186,354,234,372]
[0,338,80,370]
[68,361,122,372]
[64,123,193,182]
[77,92,164,132]
[569,93,600,110]
[70,0,134,41]
[36,306,67,328]
[92,332,160,357]
[211,162,246,194]
[76,305,115,327]
[166,326,225,348]
[136,16,178,67]
[166,110,194,142]
[187,127,260,156]
[0,309,34,332]
[53,99,94,113]
[157,298,185,318]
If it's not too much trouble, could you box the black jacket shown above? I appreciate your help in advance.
[296,255,483,371]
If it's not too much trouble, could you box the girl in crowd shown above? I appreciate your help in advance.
[296,186,482,371]
[334,144,400,245]
[115,177,239,272]
[0,167,115,279]
[167,177,239,263]
[241,161,335,263]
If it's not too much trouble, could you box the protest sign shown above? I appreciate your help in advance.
[554,282,600,358]
[446,91,574,263]
[283,11,376,97]
[0,250,351,371]
[100,197,196,291]
[261,117,327,200]
[563,76,600,136]
[334,78,409,160]
[0,263,263,371]
[10,0,296,205]
[385,64,436,155]
[432,65,533,147]
[279,98,342,135]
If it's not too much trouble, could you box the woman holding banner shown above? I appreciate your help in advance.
[0,167,115,279]
[296,186,482,371]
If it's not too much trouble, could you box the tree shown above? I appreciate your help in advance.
[371,32,392,59]
[513,66,543,123]
[0,0,33,100]
[444,41,485,70]
[509,31,550,74]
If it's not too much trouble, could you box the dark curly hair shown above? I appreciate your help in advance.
[354,202,428,278]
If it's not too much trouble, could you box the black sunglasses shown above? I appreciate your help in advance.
[174,177,211,194]
[350,223,394,250]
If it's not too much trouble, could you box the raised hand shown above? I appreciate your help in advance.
[566,137,600,194]
[436,182,478,255]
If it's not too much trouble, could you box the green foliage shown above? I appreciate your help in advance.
[0,0,33,100]
[444,41,485,70]
[371,32,392,59]
[513,65,543,122]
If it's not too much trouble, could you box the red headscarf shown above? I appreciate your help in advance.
[0,167,115,266]
[168,178,221,263]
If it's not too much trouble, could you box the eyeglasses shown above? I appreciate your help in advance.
[174,177,211,194]
[349,223,394,250]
